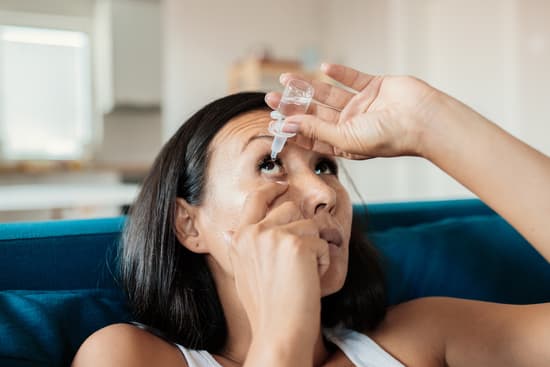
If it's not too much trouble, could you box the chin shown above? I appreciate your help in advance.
[320,235,350,296]
[320,263,347,297]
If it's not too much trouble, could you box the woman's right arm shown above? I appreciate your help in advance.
[71,323,189,366]
[243,332,315,367]
[228,182,330,367]
[74,183,324,367]
[266,64,550,262]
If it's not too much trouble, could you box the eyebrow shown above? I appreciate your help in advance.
[241,134,274,153]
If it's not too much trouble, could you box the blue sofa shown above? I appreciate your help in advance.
[1,199,549,366]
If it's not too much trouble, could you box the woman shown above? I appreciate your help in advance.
[73,63,550,367]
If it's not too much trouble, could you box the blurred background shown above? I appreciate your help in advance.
[0,0,548,222]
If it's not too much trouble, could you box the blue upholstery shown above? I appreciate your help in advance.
[0,199,549,366]
[0,217,124,291]
[374,215,550,305]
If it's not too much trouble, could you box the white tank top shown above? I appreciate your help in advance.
[175,326,404,367]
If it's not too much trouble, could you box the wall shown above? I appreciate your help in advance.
[162,0,498,202]
[0,0,93,17]
[94,107,162,165]
[318,0,550,202]
[162,0,322,139]
[517,0,550,155]
[3,0,549,204]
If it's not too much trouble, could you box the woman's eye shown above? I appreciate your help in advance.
[258,157,284,176]
[315,159,338,175]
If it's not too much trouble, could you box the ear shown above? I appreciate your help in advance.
[174,198,208,254]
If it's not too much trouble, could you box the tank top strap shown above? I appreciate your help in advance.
[323,326,405,367]
[174,344,222,367]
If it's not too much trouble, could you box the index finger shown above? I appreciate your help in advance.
[290,131,338,157]
[239,182,289,227]
[322,63,377,93]
[265,92,341,123]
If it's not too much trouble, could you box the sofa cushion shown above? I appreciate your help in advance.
[0,218,124,291]
[0,289,130,367]
[371,214,550,305]
[1,211,549,366]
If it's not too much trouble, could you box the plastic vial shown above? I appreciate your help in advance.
[269,79,314,159]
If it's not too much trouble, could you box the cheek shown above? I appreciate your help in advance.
[321,250,349,296]
[203,166,249,227]
[334,184,353,233]
[195,170,250,271]
[200,166,268,247]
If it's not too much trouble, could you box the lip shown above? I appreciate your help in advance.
[319,227,343,248]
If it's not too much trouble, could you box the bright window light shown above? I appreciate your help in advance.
[0,25,92,160]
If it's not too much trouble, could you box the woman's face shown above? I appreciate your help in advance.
[194,109,352,296]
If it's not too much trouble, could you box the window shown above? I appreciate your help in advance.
[0,25,92,160]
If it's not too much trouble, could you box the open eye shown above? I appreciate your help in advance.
[258,156,285,176]
[315,158,338,176]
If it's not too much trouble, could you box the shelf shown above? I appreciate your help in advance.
[0,161,151,177]
[228,57,318,93]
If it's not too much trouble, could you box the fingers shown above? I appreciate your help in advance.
[265,64,378,116]
[339,76,384,124]
[279,218,320,238]
[321,63,377,93]
[265,71,355,112]
[297,235,330,278]
[315,237,331,278]
[279,220,330,277]
[292,133,338,157]
[284,114,343,152]
[265,91,341,123]
[260,201,303,227]
[240,182,289,227]
[280,72,355,111]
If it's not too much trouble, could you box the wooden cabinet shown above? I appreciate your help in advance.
[228,58,318,93]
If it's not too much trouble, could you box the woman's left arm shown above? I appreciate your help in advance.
[441,298,550,367]
[372,297,550,367]
[421,93,550,262]
[268,65,550,261]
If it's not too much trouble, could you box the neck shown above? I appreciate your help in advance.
[208,257,332,366]
[221,317,332,366]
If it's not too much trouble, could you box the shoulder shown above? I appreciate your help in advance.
[71,323,187,367]
[367,297,452,366]
[371,297,550,367]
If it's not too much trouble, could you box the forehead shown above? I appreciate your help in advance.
[211,109,272,150]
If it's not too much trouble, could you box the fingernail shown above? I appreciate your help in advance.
[282,122,300,133]
[279,73,290,84]
[265,93,274,102]
[320,62,329,72]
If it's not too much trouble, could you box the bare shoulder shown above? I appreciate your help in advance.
[71,323,187,367]
[370,297,550,367]
[367,297,452,367]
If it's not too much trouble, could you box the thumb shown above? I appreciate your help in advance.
[284,114,343,148]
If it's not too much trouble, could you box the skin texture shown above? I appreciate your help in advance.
[74,109,356,367]
[174,110,353,366]
[266,63,550,262]
[73,64,550,367]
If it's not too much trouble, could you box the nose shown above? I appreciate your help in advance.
[289,172,337,218]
